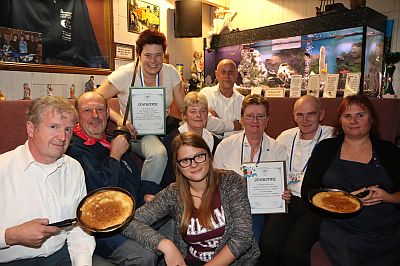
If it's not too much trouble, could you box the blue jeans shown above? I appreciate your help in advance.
[252,214,267,243]
[93,238,157,266]
[93,218,174,266]
[132,135,167,186]
[0,244,71,266]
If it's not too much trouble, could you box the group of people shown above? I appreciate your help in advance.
[0,33,39,63]
[2,33,38,55]
[1,28,400,266]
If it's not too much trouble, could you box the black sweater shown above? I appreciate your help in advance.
[301,136,400,201]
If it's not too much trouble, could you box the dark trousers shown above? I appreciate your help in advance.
[1,244,71,266]
[259,196,321,266]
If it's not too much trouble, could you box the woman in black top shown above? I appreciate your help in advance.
[301,94,400,265]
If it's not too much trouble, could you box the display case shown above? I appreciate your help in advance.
[204,7,387,97]
[0,0,113,75]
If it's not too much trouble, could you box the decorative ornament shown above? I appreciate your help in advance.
[22,83,31,100]
[0,90,6,101]
[47,84,53,96]
[238,48,268,87]
[69,84,76,99]
[383,52,400,95]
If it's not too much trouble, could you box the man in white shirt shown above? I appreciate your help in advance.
[259,95,334,266]
[200,59,243,137]
[0,96,95,265]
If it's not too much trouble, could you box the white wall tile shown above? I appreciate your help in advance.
[31,84,45,99]
[31,72,43,85]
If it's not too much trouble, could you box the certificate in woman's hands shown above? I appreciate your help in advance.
[243,161,287,214]
[130,87,166,135]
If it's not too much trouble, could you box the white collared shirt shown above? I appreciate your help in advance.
[213,131,287,176]
[0,141,95,265]
[200,84,244,136]
[276,125,334,196]
[178,123,215,152]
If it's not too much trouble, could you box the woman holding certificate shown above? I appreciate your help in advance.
[213,94,291,241]
[97,29,185,202]
[122,132,260,265]
[301,95,400,265]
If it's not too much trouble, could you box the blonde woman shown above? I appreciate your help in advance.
[162,92,220,188]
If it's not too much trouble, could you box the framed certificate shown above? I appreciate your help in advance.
[129,87,166,135]
[289,75,302,98]
[115,43,135,60]
[243,161,287,214]
[344,72,361,97]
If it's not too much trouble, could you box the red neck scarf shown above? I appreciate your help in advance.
[73,123,111,150]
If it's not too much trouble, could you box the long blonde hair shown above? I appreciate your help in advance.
[172,132,220,233]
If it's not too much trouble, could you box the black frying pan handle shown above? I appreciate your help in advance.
[48,218,77,228]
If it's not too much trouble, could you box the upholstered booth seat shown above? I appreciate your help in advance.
[1,98,399,154]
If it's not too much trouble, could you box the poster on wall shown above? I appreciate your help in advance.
[128,0,160,33]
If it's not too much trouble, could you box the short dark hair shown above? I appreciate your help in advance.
[241,94,270,117]
[335,94,379,138]
[136,29,167,56]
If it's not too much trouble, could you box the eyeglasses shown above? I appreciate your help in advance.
[177,153,207,168]
[243,114,268,121]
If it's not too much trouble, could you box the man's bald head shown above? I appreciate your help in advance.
[75,92,109,139]
[215,59,238,97]
[293,95,325,140]
[294,95,322,113]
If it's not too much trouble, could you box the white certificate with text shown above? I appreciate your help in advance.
[130,87,166,135]
[243,161,287,214]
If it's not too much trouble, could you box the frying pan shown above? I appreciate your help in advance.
[48,187,135,233]
[308,188,363,216]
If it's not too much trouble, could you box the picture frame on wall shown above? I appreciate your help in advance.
[0,0,114,75]
[128,0,160,34]
[0,27,42,64]
[115,43,135,60]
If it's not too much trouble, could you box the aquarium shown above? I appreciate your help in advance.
[205,26,384,97]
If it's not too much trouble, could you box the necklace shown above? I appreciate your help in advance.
[342,141,370,161]
[191,194,203,200]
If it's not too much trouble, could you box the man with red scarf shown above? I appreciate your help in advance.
[67,92,158,265]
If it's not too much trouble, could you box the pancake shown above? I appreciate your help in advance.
[79,190,134,230]
[312,191,361,214]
